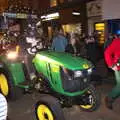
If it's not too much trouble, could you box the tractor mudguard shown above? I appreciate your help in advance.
[0,63,4,69]
[0,61,28,89]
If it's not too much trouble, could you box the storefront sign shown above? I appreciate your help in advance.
[16,13,27,19]
[41,12,59,21]
[4,13,16,18]
[87,0,102,17]
[3,12,37,19]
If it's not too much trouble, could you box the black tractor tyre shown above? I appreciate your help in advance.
[35,95,65,120]
[0,69,23,100]
[79,84,100,112]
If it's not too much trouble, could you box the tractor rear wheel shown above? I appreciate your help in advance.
[0,74,9,97]
[0,69,22,100]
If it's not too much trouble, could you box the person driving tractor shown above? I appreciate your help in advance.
[17,20,43,81]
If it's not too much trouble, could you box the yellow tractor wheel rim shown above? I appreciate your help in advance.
[0,74,9,96]
[80,104,93,109]
[37,104,54,120]
[80,91,93,109]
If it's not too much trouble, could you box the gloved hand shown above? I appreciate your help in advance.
[111,65,118,71]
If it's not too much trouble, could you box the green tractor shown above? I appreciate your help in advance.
[0,44,100,120]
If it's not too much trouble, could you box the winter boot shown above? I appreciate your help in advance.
[105,96,114,110]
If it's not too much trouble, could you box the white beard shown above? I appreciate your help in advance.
[26,37,37,47]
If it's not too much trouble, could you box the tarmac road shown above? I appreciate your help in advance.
[8,83,120,120]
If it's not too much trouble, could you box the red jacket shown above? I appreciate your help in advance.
[104,38,120,70]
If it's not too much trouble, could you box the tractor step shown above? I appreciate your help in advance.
[17,81,30,89]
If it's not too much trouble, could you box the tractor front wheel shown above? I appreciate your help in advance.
[35,95,65,120]
[79,84,100,112]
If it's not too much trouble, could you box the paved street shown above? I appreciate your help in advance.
[8,82,120,120]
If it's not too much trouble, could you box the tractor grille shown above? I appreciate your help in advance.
[61,68,90,93]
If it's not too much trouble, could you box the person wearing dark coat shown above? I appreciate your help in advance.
[85,35,98,65]
[65,33,81,55]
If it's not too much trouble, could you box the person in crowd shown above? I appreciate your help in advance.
[65,33,81,55]
[104,33,114,50]
[65,32,71,42]
[51,26,68,52]
[74,33,81,55]
[104,34,120,109]
[0,93,8,120]
[93,31,99,43]
[42,33,49,49]
[85,34,98,65]
[79,34,87,58]
[113,34,119,39]
[65,33,75,54]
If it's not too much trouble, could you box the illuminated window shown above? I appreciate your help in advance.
[0,0,8,13]
[95,23,105,44]
[50,0,57,7]
[59,0,64,4]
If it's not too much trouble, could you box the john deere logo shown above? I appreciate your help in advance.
[83,64,89,69]
[52,67,59,72]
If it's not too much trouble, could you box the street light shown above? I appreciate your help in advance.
[72,11,80,16]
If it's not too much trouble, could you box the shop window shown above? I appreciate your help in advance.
[67,0,73,2]
[59,0,64,4]
[0,0,8,13]
[50,0,57,7]
[95,23,105,45]
[62,23,81,34]
[108,20,120,34]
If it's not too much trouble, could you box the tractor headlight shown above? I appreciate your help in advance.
[7,52,18,59]
[87,68,93,75]
[74,71,83,77]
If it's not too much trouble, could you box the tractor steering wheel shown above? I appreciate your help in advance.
[30,41,47,54]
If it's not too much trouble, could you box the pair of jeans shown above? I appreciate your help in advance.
[108,70,120,99]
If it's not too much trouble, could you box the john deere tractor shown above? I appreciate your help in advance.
[0,43,100,120]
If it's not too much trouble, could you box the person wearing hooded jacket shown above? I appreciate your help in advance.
[104,36,120,109]
[0,93,8,120]
[51,27,68,52]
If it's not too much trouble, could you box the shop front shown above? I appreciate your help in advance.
[107,20,120,35]
[60,5,86,35]
[94,22,105,44]
[41,2,87,40]
[87,0,105,45]
[102,0,120,38]
[0,12,37,33]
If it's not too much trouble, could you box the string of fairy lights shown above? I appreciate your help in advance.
[5,0,36,14]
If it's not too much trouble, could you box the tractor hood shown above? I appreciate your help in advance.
[33,51,93,70]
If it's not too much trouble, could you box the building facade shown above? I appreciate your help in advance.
[102,0,120,36]
[41,0,89,39]
[87,0,105,45]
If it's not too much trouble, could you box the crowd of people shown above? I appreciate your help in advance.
[1,22,120,112]
[0,22,101,66]
[51,26,100,65]
[51,26,120,110]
